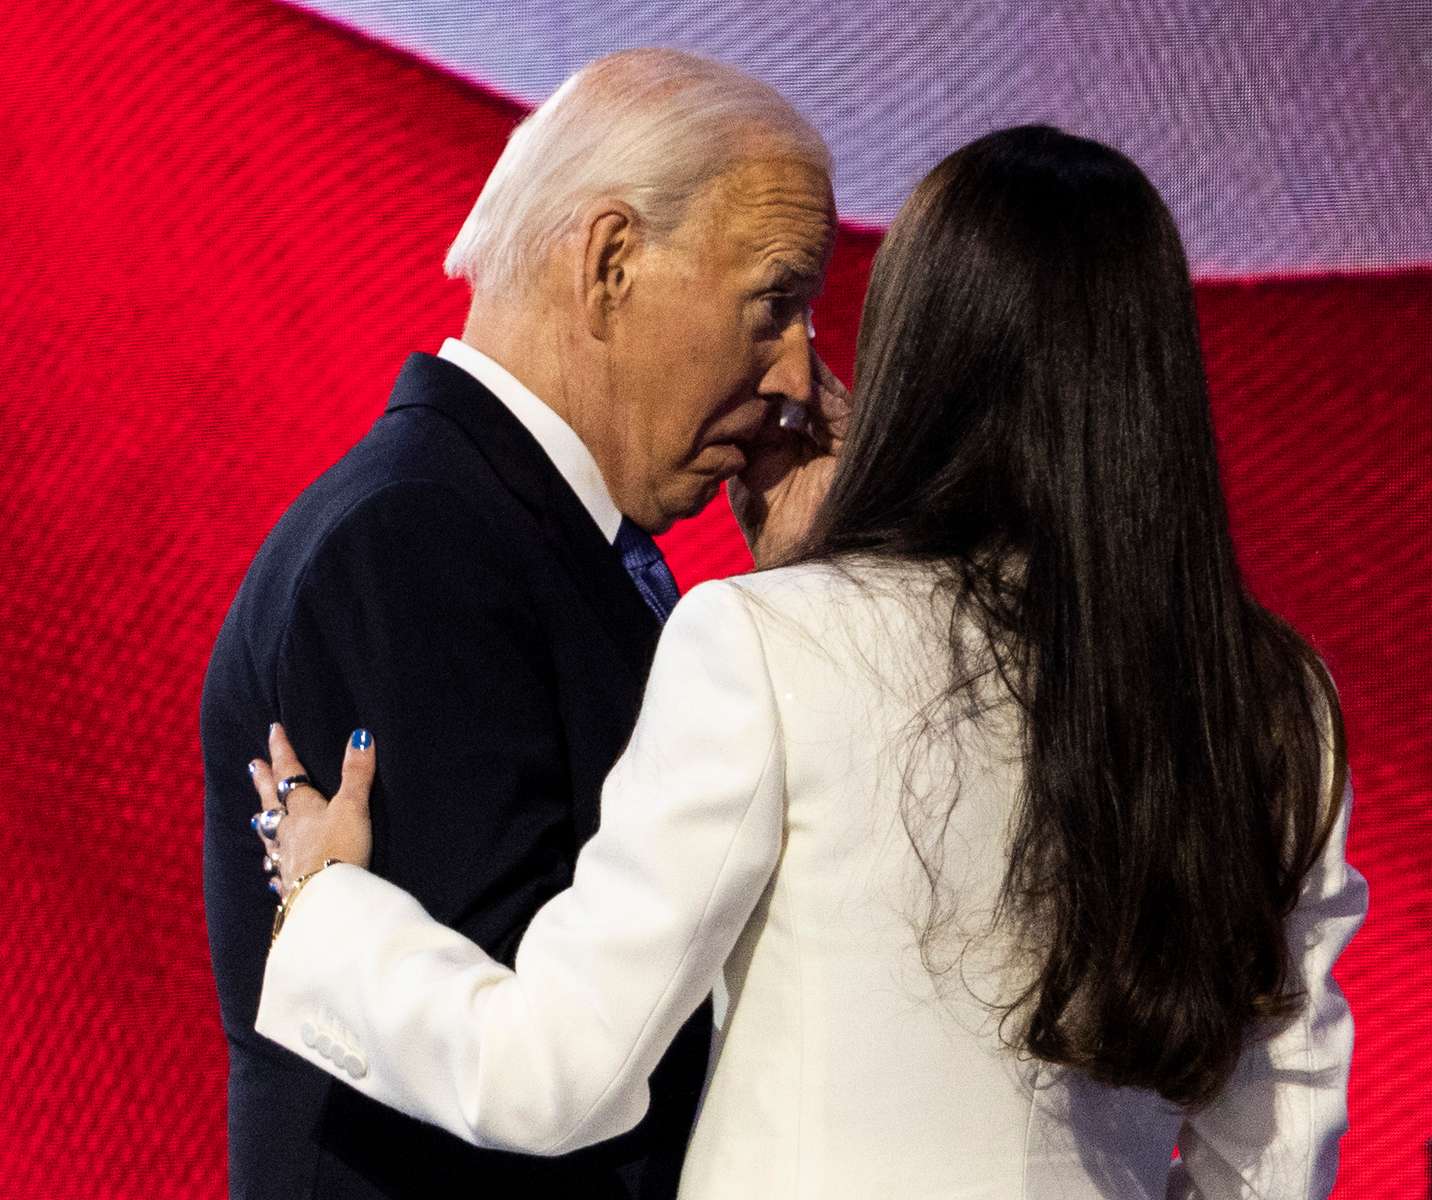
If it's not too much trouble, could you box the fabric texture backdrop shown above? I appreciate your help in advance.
[0,0,1426,1195]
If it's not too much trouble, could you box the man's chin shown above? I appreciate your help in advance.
[654,476,725,531]
[643,461,746,533]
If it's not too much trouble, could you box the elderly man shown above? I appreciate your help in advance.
[201,48,836,1200]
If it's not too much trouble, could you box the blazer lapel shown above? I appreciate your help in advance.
[382,354,662,678]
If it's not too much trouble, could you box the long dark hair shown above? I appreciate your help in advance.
[794,126,1344,1108]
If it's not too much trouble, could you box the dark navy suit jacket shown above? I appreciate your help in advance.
[201,354,711,1198]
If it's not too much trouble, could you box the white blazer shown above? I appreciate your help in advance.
[257,560,1365,1199]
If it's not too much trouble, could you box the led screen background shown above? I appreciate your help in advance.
[0,0,1427,1194]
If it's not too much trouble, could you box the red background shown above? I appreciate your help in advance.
[0,0,1427,1194]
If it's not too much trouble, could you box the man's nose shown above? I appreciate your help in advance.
[757,317,814,406]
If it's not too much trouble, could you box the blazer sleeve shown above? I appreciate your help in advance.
[1165,769,1367,1200]
[256,578,784,1155]
[275,479,577,966]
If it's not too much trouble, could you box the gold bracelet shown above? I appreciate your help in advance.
[270,858,344,948]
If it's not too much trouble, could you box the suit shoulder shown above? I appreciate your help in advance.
[259,400,525,578]
[218,466,517,676]
[287,478,522,615]
[249,473,497,597]
[311,475,489,541]
[279,409,501,536]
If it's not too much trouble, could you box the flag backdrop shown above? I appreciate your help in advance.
[0,0,1427,1195]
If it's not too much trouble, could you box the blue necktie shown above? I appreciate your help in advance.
[615,517,680,623]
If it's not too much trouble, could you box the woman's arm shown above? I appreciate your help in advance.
[1166,771,1367,1199]
[255,578,785,1155]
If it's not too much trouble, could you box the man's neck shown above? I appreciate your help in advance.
[458,304,639,523]
[459,307,576,429]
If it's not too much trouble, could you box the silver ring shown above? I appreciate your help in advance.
[276,774,313,804]
[263,853,280,874]
[777,399,810,433]
[257,808,285,840]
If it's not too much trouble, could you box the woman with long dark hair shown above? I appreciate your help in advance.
[246,126,1363,1196]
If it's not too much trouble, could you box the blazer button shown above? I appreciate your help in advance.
[301,1022,318,1048]
[344,1053,368,1079]
[315,1033,333,1057]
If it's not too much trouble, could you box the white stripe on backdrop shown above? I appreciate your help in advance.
[285,0,1432,276]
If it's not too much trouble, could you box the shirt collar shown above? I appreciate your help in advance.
[437,337,623,544]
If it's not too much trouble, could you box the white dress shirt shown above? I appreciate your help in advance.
[257,560,1364,1198]
[437,337,623,544]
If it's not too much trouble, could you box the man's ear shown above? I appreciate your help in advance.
[582,203,638,341]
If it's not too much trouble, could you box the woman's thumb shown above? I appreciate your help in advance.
[337,728,376,816]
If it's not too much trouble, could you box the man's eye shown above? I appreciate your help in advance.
[759,294,799,328]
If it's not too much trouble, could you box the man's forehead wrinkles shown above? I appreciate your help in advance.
[726,186,832,218]
[755,212,835,262]
[695,161,835,282]
[701,200,827,248]
[742,203,834,245]
[750,218,827,248]
[755,246,824,284]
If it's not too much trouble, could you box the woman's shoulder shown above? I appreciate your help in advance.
[715,555,938,605]
[679,557,948,659]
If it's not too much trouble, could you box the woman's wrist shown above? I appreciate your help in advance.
[270,858,344,947]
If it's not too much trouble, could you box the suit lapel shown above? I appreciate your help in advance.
[383,354,662,678]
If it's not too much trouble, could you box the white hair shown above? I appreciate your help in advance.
[444,48,832,295]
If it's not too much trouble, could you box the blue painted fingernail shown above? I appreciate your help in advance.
[269,722,278,737]
[351,728,372,751]
[250,813,260,831]
[248,761,258,777]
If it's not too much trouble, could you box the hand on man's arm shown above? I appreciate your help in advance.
[275,479,573,964]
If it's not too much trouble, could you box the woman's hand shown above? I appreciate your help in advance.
[251,724,376,897]
[728,353,851,568]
